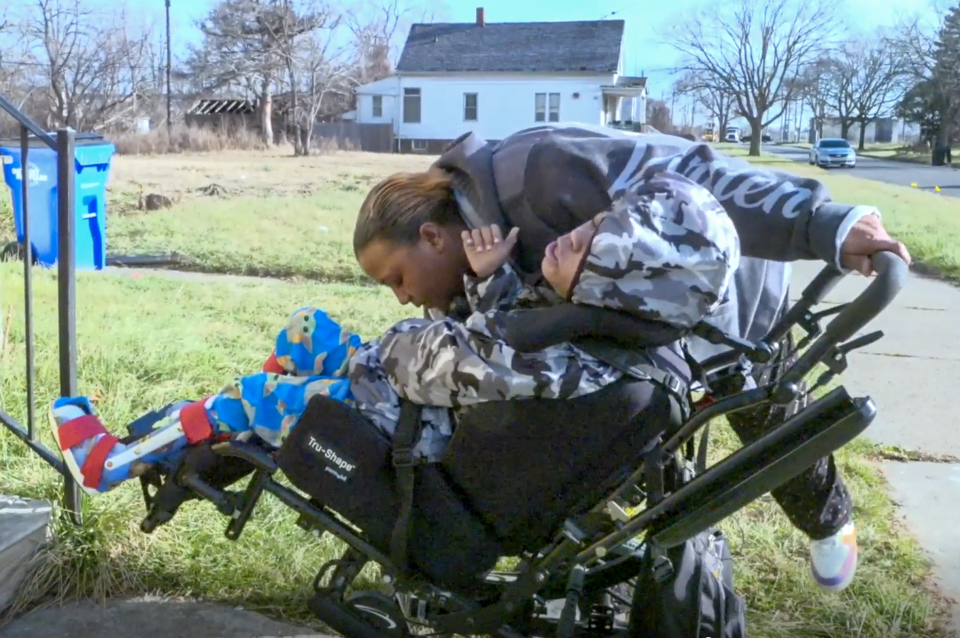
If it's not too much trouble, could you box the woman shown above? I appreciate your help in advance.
[353,123,912,594]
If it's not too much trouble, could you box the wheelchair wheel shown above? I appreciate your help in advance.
[343,591,410,638]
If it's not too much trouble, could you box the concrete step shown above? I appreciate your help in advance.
[0,495,53,614]
[0,597,327,638]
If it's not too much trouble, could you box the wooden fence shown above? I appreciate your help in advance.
[312,122,394,153]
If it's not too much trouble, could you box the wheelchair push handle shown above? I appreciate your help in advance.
[781,250,908,385]
[823,251,908,344]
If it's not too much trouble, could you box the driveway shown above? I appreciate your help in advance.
[764,144,960,198]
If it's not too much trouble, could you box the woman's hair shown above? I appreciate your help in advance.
[353,167,463,253]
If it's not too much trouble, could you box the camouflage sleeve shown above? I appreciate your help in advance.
[463,263,526,313]
[370,313,617,409]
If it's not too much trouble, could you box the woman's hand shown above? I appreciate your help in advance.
[462,225,520,279]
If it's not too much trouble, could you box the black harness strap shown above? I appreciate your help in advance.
[390,399,425,575]
[574,338,691,423]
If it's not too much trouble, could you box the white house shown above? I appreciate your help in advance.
[353,8,648,153]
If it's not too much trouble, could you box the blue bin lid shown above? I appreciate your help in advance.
[75,143,115,167]
[0,138,114,167]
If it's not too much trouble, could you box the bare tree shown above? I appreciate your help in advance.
[294,23,353,152]
[646,99,672,132]
[823,35,908,149]
[345,0,448,80]
[18,0,155,131]
[256,0,342,155]
[675,71,736,137]
[665,0,837,156]
[0,12,40,120]
[265,0,356,155]
[794,56,831,140]
[187,0,293,146]
[821,56,858,140]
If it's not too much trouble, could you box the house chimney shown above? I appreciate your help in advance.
[476,7,485,27]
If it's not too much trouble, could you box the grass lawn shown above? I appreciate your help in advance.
[0,267,948,636]
[0,143,953,636]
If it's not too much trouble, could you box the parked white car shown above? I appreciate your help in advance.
[809,138,857,168]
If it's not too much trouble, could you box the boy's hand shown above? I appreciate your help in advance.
[462,225,520,279]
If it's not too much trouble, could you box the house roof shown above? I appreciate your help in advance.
[396,19,625,74]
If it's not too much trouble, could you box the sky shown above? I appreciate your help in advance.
[140,0,936,117]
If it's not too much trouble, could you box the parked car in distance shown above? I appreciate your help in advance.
[738,133,773,143]
[809,138,856,168]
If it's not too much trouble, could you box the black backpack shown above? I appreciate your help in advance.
[628,527,747,638]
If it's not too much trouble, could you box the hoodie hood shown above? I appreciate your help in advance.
[569,171,741,329]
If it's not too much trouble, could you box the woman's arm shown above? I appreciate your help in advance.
[517,130,882,271]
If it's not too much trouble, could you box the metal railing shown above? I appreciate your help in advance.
[0,94,84,525]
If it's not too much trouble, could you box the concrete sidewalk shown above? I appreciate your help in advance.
[790,261,960,636]
[0,597,325,638]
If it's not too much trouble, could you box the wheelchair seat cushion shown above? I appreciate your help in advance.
[441,344,691,553]
[275,395,502,591]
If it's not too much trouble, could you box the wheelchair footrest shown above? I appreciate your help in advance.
[646,386,875,548]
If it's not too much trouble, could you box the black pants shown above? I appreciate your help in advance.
[724,331,852,540]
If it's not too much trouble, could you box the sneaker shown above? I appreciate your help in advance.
[809,521,858,593]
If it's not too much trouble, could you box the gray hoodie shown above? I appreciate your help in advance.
[431,123,878,359]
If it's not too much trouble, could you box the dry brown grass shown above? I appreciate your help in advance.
[107,123,366,157]
[108,123,266,156]
[106,146,435,202]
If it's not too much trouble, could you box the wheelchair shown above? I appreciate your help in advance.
[122,252,907,638]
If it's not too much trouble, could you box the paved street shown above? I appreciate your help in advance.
[789,261,960,636]
[764,144,960,198]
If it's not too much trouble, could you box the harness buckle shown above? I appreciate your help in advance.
[392,447,418,468]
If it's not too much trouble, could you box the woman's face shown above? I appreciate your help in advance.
[357,222,469,311]
[541,214,605,298]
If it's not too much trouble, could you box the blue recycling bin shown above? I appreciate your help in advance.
[0,135,114,270]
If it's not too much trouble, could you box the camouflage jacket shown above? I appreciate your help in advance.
[347,265,621,460]
[352,262,621,411]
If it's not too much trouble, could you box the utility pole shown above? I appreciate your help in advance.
[165,0,172,137]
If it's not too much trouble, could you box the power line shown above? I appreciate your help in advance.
[600,3,642,20]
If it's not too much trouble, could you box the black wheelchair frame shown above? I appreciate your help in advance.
[127,252,908,638]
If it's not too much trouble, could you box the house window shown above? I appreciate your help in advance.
[535,92,561,122]
[372,95,382,118]
[463,92,478,121]
[412,139,427,151]
[403,88,421,123]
